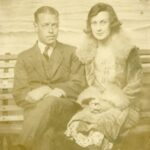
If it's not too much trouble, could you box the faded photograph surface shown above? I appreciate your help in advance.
[0,0,150,150]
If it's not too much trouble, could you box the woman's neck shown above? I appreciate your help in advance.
[97,34,112,48]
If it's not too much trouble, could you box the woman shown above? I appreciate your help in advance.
[65,3,143,150]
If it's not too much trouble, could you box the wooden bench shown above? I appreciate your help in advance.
[112,49,150,150]
[0,49,150,150]
[139,49,150,120]
[0,53,23,150]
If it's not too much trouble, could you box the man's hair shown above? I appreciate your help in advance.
[34,6,59,22]
[85,3,121,36]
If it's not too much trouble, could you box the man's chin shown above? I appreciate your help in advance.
[46,40,56,45]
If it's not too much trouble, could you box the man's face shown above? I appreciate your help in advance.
[34,13,59,45]
[90,11,111,41]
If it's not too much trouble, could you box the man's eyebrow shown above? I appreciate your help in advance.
[100,19,106,22]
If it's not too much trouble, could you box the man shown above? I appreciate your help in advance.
[13,6,86,150]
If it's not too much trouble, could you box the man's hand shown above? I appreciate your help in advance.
[25,86,52,103]
[48,88,66,98]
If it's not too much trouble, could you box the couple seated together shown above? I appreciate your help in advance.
[12,2,142,150]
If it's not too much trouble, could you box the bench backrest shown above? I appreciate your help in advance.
[139,49,150,115]
[0,49,149,126]
[0,53,23,134]
[139,49,150,85]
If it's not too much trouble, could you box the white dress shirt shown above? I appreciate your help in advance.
[38,41,54,58]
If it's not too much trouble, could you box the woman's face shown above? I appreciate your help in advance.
[90,11,111,41]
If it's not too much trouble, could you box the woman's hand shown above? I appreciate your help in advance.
[89,99,112,113]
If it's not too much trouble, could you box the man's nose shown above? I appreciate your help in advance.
[48,26,53,33]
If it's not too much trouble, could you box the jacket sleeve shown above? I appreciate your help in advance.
[49,51,87,99]
[13,55,30,106]
[13,54,41,107]
[123,47,143,105]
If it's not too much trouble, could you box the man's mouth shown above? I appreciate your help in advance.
[96,32,104,36]
[47,35,55,38]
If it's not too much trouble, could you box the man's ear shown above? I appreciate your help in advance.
[33,22,38,32]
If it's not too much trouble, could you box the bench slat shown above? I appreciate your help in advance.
[0,93,13,100]
[140,55,150,63]
[0,54,17,60]
[0,105,23,112]
[143,76,150,85]
[0,115,24,122]
[0,84,13,89]
[0,88,13,93]
[141,111,150,118]
[0,127,22,134]
[0,73,14,79]
[139,49,150,55]
[0,122,23,134]
[0,64,16,68]
[142,63,150,73]
[130,124,150,134]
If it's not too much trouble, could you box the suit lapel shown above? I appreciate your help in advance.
[48,42,64,79]
[28,42,64,80]
[29,43,48,79]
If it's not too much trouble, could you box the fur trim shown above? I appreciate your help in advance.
[76,34,97,64]
[109,29,134,59]
[76,29,135,64]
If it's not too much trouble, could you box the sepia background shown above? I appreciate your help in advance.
[0,0,150,54]
[0,1,150,150]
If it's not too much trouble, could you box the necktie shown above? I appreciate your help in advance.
[43,45,49,60]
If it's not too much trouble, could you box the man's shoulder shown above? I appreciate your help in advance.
[57,42,76,53]
[17,45,35,58]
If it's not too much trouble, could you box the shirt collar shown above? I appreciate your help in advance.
[38,41,46,54]
[38,40,57,51]
[37,40,57,58]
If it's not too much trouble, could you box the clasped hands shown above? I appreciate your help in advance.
[25,85,66,103]
[88,98,112,113]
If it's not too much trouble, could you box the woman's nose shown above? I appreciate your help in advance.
[96,24,102,31]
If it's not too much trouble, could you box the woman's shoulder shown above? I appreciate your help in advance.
[111,29,136,59]
[75,34,97,64]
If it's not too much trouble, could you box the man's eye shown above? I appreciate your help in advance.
[52,23,58,27]
[42,24,49,27]
[91,21,97,25]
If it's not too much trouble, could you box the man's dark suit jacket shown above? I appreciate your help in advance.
[13,41,87,107]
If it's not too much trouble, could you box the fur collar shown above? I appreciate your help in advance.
[76,29,135,64]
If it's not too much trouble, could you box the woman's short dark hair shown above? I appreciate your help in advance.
[85,3,121,35]
[34,6,59,23]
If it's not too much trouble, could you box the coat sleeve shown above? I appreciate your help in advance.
[13,54,41,107]
[49,51,87,99]
[123,47,143,105]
